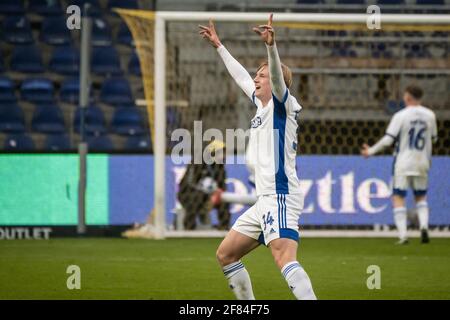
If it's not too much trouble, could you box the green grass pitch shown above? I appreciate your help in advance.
[1,238,449,299]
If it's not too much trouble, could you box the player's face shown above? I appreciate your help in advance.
[254,66,271,100]
[403,92,414,106]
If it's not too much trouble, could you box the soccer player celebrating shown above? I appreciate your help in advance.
[361,85,438,244]
[199,14,316,300]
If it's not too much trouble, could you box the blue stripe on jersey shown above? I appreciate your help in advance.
[252,91,257,107]
[282,194,287,228]
[273,91,289,194]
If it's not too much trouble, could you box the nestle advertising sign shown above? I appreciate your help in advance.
[109,156,449,226]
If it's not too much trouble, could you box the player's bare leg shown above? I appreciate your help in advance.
[269,238,316,300]
[392,195,408,244]
[216,230,260,299]
[415,194,430,243]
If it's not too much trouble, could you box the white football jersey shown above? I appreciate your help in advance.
[246,90,302,196]
[386,105,437,176]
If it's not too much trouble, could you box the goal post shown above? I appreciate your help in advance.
[116,10,450,238]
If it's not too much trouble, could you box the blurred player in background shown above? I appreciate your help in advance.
[178,140,230,230]
[361,85,438,244]
[199,14,316,300]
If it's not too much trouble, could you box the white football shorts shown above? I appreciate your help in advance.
[392,175,428,197]
[232,193,303,246]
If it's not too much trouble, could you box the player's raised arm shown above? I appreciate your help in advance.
[199,19,255,99]
[361,113,401,158]
[253,14,287,102]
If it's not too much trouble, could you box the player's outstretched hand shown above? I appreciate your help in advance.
[253,13,274,46]
[361,143,370,158]
[199,19,222,48]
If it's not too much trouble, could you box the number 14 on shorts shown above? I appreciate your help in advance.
[263,212,274,231]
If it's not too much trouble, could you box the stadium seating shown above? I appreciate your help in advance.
[49,46,80,75]
[60,78,81,104]
[0,51,4,73]
[2,16,34,44]
[40,16,72,45]
[74,105,107,135]
[125,135,152,152]
[417,0,444,4]
[91,46,122,75]
[31,104,66,134]
[128,51,141,75]
[0,0,25,15]
[4,134,35,151]
[0,104,26,133]
[117,22,133,46]
[0,77,17,103]
[10,45,45,73]
[336,0,365,4]
[108,0,139,10]
[111,107,145,135]
[100,77,134,106]
[44,134,72,151]
[92,17,113,46]
[86,134,114,151]
[29,0,63,16]
[20,78,54,103]
[377,0,404,4]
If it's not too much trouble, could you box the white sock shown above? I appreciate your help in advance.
[393,207,408,240]
[223,261,255,300]
[281,261,317,300]
[416,201,429,230]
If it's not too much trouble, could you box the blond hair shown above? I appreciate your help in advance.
[257,61,293,88]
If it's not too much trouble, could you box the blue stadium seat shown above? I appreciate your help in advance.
[4,134,35,151]
[0,77,17,103]
[91,46,122,75]
[2,16,34,44]
[92,17,112,46]
[108,0,138,9]
[44,134,72,151]
[296,0,322,4]
[0,0,25,15]
[72,0,101,8]
[0,51,4,72]
[371,43,393,59]
[49,46,80,75]
[417,0,444,4]
[128,51,141,75]
[117,22,133,46]
[60,78,93,104]
[404,43,430,58]
[0,104,26,133]
[40,16,72,45]
[125,135,152,152]
[21,78,54,103]
[86,135,114,151]
[100,77,133,106]
[29,0,63,15]
[72,0,102,16]
[74,105,107,135]
[111,107,145,136]
[32,104,66,134]
[337,0,365,4]
[377,0,404,4]
[60,78,78,104]
[10,45,45,73]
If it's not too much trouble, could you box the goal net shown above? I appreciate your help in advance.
[116,10,450,238]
